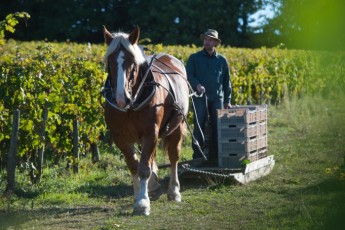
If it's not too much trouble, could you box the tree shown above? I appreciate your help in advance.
[263,0,345,49]
[0,12,30,46]
[129,0,266,46]
[0,0,133,43]
[0,0,269,47]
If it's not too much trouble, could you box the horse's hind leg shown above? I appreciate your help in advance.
[148,157,163,200]
[112,141,141,200]
[165,124,184,202]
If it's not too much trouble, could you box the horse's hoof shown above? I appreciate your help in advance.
[133,199,150,216]
[132,206,150,216]
[167,193,181,202]
[149,187,164,201]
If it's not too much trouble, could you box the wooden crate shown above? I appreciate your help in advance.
[218,121,267,139]
[218,147,268,168]
[217,105,268,168]
[217,105,267,125]
[218,134,267,153]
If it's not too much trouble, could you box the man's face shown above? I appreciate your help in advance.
[203,36,218,51]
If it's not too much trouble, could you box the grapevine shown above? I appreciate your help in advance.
[0,40,344,174]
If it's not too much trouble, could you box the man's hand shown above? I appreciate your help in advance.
[196,84,205,95]
[224,103,231,109]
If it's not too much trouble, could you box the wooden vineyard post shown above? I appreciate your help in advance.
[6,109,20,193]
[37,107,48,183]
[73,118,79,173]
[91,142,100,163]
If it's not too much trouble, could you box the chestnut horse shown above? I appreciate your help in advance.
[102,26,189,216]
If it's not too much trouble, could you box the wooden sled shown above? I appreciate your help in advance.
[178,155,275,185]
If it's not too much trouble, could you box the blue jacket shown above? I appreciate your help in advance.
[186,49,232,104]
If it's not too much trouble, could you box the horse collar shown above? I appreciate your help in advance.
[102,57,156,112]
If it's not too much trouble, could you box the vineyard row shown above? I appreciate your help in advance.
[0,40,344,171]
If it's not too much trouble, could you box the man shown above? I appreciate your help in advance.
[186,29,232,164]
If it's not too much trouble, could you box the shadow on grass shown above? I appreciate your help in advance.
[273,177,345,230]
[11,188,40,199]
[0,172,238,229]
[177,169,239,191]
[75,182,133,199]
[5,172,233,205]
[6,182,134,200]
[0,206,119,229]
[0,177,227,229]
[74,172,236,199]
[307,179,345,230]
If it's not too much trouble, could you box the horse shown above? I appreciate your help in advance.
[102,26,189,216]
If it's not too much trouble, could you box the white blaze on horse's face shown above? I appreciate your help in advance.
[116,51,126,108]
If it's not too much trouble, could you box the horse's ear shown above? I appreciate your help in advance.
[129,26,140,45]
[103,26,113,46]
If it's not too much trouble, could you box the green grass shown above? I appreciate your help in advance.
[1,93,345,229]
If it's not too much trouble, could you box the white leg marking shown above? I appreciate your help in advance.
[168,163,181,202]
[133,177,151,216]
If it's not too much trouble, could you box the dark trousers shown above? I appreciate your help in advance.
[192,96,222,160]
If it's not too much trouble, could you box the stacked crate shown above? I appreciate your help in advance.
[217,105,268,168]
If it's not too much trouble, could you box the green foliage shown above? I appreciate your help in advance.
[1,41,344,167]
[129,0,264,45]
[0,41,106,164]
[0,12,30,46]
[0,0,265,46]
[148,44,345,104]
[264,0,345,49]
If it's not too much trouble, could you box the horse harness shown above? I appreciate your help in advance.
[101,53,208,162]
[101,53,179,112]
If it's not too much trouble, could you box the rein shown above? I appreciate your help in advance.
[131,54,156,104]
[151,57,206,158]
[144,57,208,162]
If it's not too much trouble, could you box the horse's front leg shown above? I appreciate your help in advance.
[112,140,141,201]
[133,133,158,216]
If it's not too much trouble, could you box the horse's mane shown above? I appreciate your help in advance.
[104,32,146,66]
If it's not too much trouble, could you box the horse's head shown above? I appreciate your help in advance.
[103,26,146,109]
